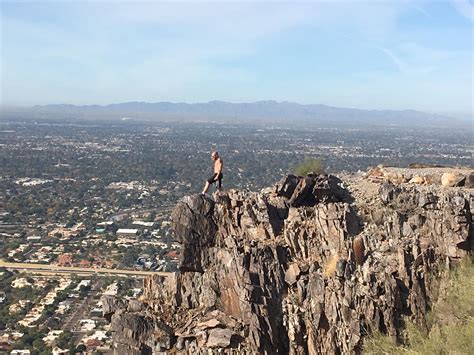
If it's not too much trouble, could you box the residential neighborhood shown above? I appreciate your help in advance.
[0,269,143,354]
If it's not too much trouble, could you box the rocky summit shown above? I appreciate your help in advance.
[103,167,473,354]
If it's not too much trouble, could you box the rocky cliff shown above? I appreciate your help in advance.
[103,167,473,354]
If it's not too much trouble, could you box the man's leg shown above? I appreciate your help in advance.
[202,174,216,194]
[202,181,210,194]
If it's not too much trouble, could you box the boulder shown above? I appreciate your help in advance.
[275,174,300,198]
[465,172,474,188]
[409,175,425,184]
[288,176,316,207]
[367,165,384,179]
[441,172,465,187]
[170,194,217,272]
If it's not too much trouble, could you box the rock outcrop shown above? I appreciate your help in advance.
[104,169,473,354]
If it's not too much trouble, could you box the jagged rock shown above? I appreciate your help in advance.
[352,235,365,266]
[176,337,184,350]
[206,328,235,348]
[312,174,352,203]
[170,195,217,272]
[466,172,474,188]
[127,300,144,313]
[335,259,346,277]
[387,172,407,185]
[289,176,316,207]
[196,319,221,330]
[110,312,174,354]
[282,174,349,207]
[275,174,300,198]
[107,171,473,355]
[101,296,127,322]
[367,165,384,180]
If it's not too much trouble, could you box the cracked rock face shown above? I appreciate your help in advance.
[105,171,473,354]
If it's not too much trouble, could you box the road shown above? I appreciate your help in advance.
[110,206,173,220]
[0,260,170,277]
[63,279,104,332]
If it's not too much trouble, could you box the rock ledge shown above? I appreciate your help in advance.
[104,170,473,354]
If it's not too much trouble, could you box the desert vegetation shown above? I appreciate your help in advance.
[364,255,474,354]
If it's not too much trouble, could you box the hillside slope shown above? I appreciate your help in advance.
[103,167,473,354]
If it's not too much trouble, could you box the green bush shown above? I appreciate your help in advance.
[293,158,325,176]
[56,330,74,349]
[75,344,87,352]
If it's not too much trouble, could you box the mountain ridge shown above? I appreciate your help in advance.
[33,100,437,115]
[27,100,464,127]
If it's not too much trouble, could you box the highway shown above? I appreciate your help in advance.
[0,260,170,278]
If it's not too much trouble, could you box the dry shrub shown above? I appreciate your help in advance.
[323,253,339,277]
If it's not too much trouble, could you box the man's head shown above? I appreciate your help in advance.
[211,151,219,160]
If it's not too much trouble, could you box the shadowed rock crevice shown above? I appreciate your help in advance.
[104,171,473,354]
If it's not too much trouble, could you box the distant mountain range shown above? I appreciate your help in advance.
[5,100,470,127]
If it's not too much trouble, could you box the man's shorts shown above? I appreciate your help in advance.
[207,173,223,188]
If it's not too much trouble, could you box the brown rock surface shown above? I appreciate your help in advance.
[105,170,473,354]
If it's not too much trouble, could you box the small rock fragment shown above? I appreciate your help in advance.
[196,318,221,330]
[285,263,301,286]
[352,236,365,266]
[206,328,234,348]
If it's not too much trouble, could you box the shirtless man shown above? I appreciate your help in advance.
[202,151,223,195]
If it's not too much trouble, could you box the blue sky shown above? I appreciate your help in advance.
[1,0,472,114]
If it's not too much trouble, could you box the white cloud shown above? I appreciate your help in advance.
[375,39,471,79]
[450,0,474,21]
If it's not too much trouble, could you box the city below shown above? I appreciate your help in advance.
[0,117,472,354]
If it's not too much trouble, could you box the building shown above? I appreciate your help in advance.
[42,330,63,346]
[57,253,73,266]
[11,350,30,355]
[26,235,41,242]
[132,221,155,227]
[96,221,115,231]
[116,228,138,236]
